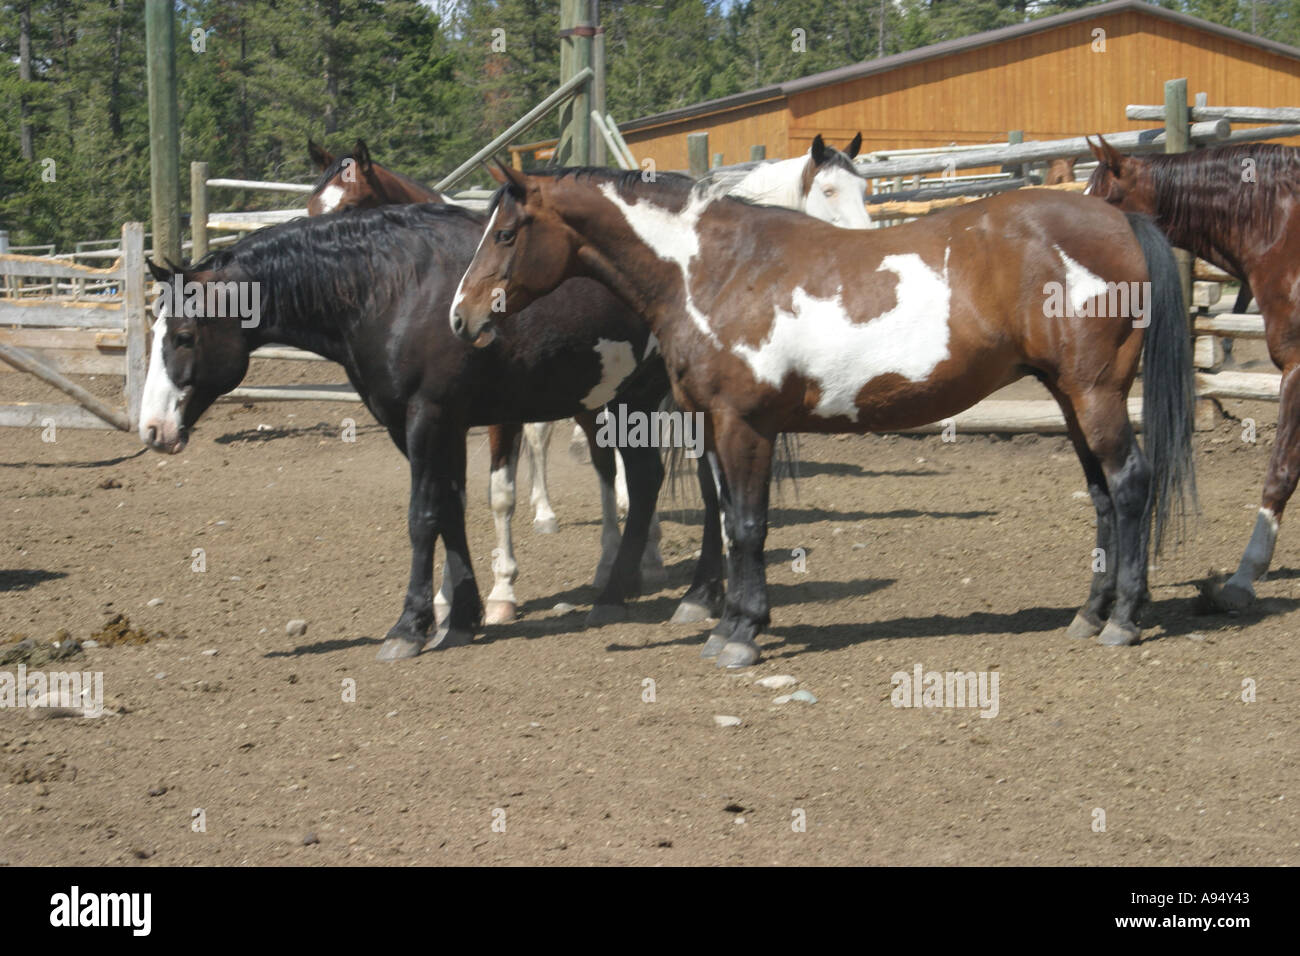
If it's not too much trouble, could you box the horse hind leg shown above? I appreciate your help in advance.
[1072,391,1152,646]
[1215,361,1300,610]
[522,421,558,534]
[1046,384,1118,640]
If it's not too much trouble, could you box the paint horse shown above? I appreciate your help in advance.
[451,166,1197,667]
[1086,135,1298,611]
[138,203,674,660]
[722,133,875,228]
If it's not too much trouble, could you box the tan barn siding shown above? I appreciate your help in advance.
[622,8,1300,171]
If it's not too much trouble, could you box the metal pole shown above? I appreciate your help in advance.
[434,68,594,192]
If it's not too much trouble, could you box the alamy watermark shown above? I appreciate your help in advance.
[891,663,999,718]
[152,275,261,328]
[594,403,705,458]
[1042,279,1150,328]
[0,665,104,717]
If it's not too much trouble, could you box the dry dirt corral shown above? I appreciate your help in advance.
[1,358,1297,866]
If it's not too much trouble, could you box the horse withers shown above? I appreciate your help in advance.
[1086,135,1297,611]
[138,203,672,661]
[450,166,1196,667]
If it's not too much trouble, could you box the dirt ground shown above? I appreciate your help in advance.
[2,343,1298,866]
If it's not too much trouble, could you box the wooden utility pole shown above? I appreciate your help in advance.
[558,0,595,166]
[145,0,182,265]
[1163,78,1194,318]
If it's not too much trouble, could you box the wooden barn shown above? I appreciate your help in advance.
[618,0,1300,169]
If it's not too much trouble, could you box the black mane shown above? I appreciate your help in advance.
[189,203,483,336]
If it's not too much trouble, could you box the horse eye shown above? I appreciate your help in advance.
[175,332,195,349]
[823,187,836,196]
[496,229,516,244]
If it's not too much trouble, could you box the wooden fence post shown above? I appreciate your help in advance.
[122,222,148,431]
[190,162,209,262]
[687,132,709,178]
[145,0,181,266]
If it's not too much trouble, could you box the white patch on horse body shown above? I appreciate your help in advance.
[732,251,952,422]
[317,184,345,213]
[139,308,187,444]
[597,182,720,346]
[644,333,660,357]
[450,205,501,322]
[582,338,638,410]
[1054,245,1109,313]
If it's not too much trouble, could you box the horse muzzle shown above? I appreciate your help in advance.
[450,307,497,348]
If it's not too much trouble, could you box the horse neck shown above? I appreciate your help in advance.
[728,157,806,210]
[563,181,719,337]
[376,166,440,203]
[241,279,352,365]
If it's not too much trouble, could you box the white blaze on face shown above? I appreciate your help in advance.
[316,184,345,213]
[450,204,501,328]
[139,308,188,448]
[732,250,952,422]
[597,182,720,346]
[805,164,874,229]
[1054,245,1109,314]
[581,338,638,409]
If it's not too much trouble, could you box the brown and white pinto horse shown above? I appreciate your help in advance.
[450,167,1196,667]
[1086,136,1299,610]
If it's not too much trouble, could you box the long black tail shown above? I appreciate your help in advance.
[1128,211,1197,554]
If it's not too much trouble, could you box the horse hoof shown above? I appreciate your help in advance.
[1214,579,1256,612]
[639,566,669,592]
[700,632,729,659]
[376,636,424,661]
[424,627,473,651]
[533,516,559,535]
[1066,611,1104,640]
[672,600,714,624]
[1098,621,1140,646]
[586,604,626,627]
[716,640,761,669]
[484,600,517,625]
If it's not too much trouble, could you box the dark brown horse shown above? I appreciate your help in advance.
[1087,136,1297,610]
[138,203,673,660]
[307,139,446,213]
[450,166,1196,667]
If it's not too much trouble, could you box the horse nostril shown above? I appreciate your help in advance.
[146,426,157,446]
[451,313,464,336]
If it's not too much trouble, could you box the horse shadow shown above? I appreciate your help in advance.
[0,569,67,593]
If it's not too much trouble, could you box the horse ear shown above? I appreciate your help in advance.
[810,134,828,165]
[146,259,171,283]
[308,140,333,170]
[493,157,528,196]
[845,132,862,159]
[353,139,372,171]
[1089,134,1123,171]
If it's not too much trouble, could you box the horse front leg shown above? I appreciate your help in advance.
[376,413,481,661]
[522,421,558,533]
[707,413,773,669]
[485,423,522,624]
[1217,360,1300,609]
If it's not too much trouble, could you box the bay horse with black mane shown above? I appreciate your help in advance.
[1087,135,1299,611]
[138,203,676,661]
[451,166,1196,668]
[307,139,446,213]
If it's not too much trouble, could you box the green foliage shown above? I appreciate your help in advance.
[0,0,1292,248]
